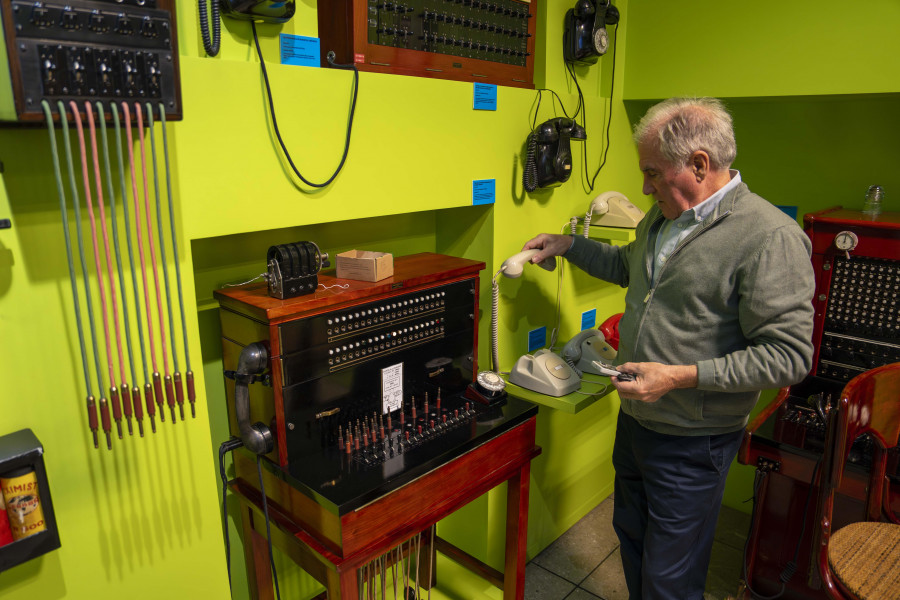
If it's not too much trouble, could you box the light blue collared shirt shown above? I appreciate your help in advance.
[651,170,741,286]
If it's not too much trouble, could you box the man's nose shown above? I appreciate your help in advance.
[642,177,654,196]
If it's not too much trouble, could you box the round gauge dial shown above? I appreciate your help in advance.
[834,231,859,252]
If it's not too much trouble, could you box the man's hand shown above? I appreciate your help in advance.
[611,362,698,403]
[522,233,573,264]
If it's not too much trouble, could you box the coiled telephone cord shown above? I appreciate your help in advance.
[522,131,538,192]
[199,0,221,57]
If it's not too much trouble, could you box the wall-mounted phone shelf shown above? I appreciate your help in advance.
[588,226,637,245]
[503,375,615,414]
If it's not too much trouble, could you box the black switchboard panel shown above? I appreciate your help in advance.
[367,0,532,66]
[817,255,900,382]
[0,0,181,121]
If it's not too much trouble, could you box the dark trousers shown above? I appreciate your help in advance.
[612,410,744,600]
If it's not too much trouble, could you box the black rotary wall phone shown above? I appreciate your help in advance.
[523,118,587,192]
[564,0,620,64]
[200,0,296,56]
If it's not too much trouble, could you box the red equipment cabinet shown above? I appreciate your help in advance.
[738,208,900,600]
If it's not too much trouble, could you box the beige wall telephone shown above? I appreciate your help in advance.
[583,190,645,235]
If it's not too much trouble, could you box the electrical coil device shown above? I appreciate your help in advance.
[0,0,182,122]
[265,240,330,300]
[318,0,537,88]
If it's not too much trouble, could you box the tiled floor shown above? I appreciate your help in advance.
[525,496,750,600]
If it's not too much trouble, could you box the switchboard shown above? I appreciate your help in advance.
[319,0,536,88]
[0,0,181,121]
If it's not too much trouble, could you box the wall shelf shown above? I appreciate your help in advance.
[588,226,637,244]
[503,375,615,414]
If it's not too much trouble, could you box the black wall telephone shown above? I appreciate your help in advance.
[564,0,620,64]
[200,0,297,55]
[523,118,587,192]
[220,0,296,23]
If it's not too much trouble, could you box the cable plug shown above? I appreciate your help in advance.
[220,436,244,454]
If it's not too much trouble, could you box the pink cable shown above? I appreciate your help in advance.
[134,103,170,376]
[85,102,129,392]
[122,102,159,374]
[70,101,116,388]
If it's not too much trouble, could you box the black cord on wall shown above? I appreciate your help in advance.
[250,22,359,189]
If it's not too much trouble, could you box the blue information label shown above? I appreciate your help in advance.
[280,34,321,68]
[581,308,597,331]
[776,205,799,220]
[472,179,496,205]
[473,83,497,111]
[528,327,547,353]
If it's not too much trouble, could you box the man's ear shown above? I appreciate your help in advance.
[690,151,710,181]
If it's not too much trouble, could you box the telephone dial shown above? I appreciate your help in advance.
[523,118,587,192]
[564,0,620,64]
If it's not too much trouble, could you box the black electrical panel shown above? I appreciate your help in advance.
[320,0,537,88]
[0,0,181,122]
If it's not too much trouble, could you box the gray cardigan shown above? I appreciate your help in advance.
[566,182,815,435]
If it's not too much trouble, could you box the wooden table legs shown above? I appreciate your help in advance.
[237,458,534,600]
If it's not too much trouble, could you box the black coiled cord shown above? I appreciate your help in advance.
[522,131,538,192]
[250,23,359,189]
[199,0,221,57]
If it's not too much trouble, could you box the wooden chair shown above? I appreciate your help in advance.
[814,362,900,599]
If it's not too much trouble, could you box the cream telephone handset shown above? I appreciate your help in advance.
[560,329,617,375]
[500,249,556,277]
[473,248,579,399]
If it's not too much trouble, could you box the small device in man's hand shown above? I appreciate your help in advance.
[591,360,635,381]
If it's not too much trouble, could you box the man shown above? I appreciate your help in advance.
[523,97,815,599]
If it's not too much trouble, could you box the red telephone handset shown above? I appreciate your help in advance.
[599,313,623,351]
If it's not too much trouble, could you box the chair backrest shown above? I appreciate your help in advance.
[813,362,900,597]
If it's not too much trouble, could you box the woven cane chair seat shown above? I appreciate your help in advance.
[828,521,900,599]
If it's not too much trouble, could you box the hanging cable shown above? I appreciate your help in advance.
[122,102,165,423]
[199,0,221,57]
[158,103,197,417]
[71,100,124,441]
[85,101,134,436]
[134,102,176,423]
[58,100,112,449]
[250,22,359,189]
[98,101,145,436]
[569,24,618,194]
[42,101,100,449]
[113,103,157,433]
[257,456,282,600]
[146,103,184,421]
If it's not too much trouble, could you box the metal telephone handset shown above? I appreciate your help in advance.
[231,342,274,455]
[560,329,617,376]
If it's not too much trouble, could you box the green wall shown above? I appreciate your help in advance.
[1,0,898,598]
